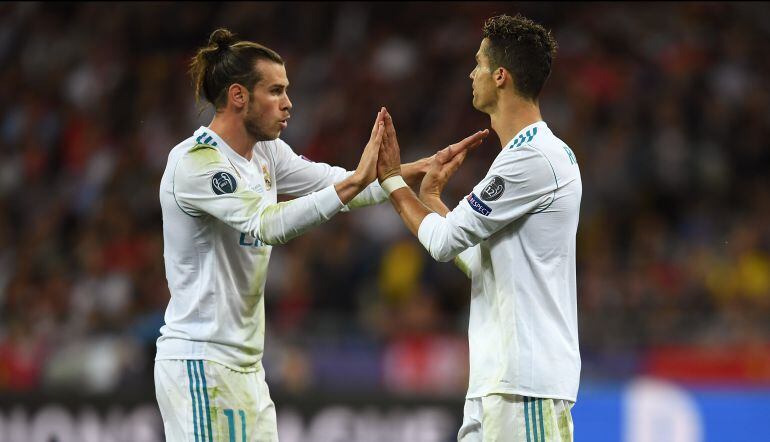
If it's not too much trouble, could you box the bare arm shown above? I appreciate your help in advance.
[377,109,488,235]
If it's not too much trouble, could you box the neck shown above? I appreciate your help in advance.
[489,94,542,149]
[208,111,255,160]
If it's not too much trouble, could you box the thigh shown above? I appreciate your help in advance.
[249,366,278,442]
[479,394,574,442]
[551,400,574,442]
[525,397,574,442]
[155,360,205,442]
[201,361,278,442]
[479,394,525,442]
[458,398,483,442]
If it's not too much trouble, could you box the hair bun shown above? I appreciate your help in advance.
[209,28,238,52]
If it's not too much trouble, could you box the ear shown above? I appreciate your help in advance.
[494,67,507,88]
[228,84,248,110]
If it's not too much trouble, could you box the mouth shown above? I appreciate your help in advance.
[279,116,290,129]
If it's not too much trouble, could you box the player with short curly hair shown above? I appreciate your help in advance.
[377,14,581,441]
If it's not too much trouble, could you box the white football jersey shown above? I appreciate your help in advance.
[418,121,582,401]
[156,126,386,371]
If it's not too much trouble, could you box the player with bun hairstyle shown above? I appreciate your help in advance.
[154,29,482,441]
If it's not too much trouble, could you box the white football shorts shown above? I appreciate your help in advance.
[458,394,574,442]
[155,359,278,442]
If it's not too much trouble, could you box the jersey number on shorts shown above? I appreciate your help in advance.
[224,409,246,442]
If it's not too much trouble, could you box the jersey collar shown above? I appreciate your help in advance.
[504,121,548,149]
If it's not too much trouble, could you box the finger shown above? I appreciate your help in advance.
[384,110,398,140]
[437,129,488,162]
[370,108,385,138]
[436,146,451,164]
[455,130,488,151]
[373,121,385,147]
[468,139,484,151]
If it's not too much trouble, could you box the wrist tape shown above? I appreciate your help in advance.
[381,175,408,196]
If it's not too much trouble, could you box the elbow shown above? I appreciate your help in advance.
[259,229,293,246]
[255,227,288,246]
[261,235,286,246]
[430,246,458,263]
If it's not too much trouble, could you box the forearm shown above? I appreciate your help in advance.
[346,178,387,210]
[387,187,434,236]
[419,193,451,217]
[421,192,472,272]
[334,174,368,205]
[401,158,430,189]
[344,159,430,210]
[258,185,344,245]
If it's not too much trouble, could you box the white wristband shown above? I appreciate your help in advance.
[381,175,408,196]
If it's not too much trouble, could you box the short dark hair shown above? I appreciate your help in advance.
[482,14,558,100]
[190,28,284,110]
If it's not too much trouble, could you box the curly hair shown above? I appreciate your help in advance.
[189,28,284,110]
[482,14,558,100]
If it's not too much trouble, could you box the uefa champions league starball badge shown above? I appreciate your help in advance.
[262,163,272,190]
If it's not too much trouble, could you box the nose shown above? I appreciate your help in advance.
[283,94,292,111]
[469,67,474,80]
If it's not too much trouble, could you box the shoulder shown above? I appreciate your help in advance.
[188,142,223,157]
[184,142,227,163]
[495,140,552,173]
[488,142,557,190]
[505,124,573,168]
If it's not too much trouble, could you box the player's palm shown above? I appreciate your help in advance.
[355,109,386,185]
[421,150,468,198]
[377,111,402,181]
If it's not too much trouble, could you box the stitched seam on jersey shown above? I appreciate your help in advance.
[520,143,558,187]
[521,143,558,215]
[172,157,201,218]
[491,249,509,386]
[528,190,556,214]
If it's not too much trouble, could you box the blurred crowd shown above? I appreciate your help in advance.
[0,2,768,396]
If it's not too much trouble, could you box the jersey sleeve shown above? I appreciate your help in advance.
[271,139,387,210]
[453,245,480,279]
[417,146,558,262]
[173,144,344,245]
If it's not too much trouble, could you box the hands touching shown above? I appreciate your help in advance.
[353,108,387,185]
[335,108,385,204]
[377,110,402,183]
[342,106,488,209]
[419,129,489,201]
[371,109,488,235]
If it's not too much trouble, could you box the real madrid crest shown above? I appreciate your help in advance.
[261,163,272,190]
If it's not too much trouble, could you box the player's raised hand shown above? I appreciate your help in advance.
[377,109,402,182]
[353,108,386,185]
[420,129,489,199]
[435,129,489,164]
